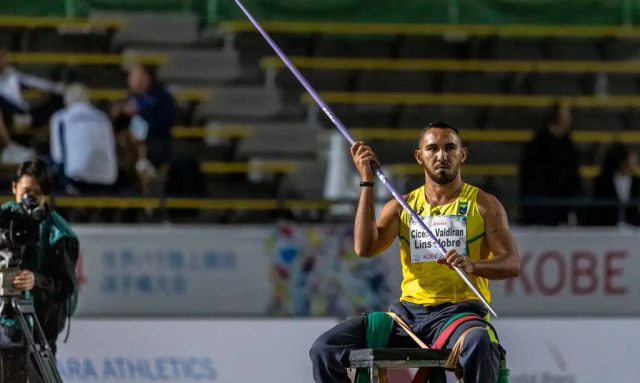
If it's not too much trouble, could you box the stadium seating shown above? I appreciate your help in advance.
[4,14,640,222]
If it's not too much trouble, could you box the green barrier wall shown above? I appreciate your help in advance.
[1,0,639,26]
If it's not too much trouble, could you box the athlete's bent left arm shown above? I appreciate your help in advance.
[440,191,520,279]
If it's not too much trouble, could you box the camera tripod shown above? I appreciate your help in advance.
[0,297,63,383]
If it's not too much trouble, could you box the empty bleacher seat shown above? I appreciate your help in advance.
[194,86,282,122]
[23,28,113,53]
[355,71,438,93]
[441,72,511,94]
[465,142,523,164]
[373,140,418,164]
[0,27,16,48]
[315,35,398,58]
[398,35,470,59]
[12,63,62,81]
[277,68,355,92]
[235,123,318,159]
[545,38,603,60]
[155,49,242,84]
[572,108,627,131]
[279,160,327,199]
[398,105,488,129]
[606,74,640,95]
[602,37,640,60]
[626,108,640,129]
[526,72,594,95]
[65,65,128,88]
[233,32,313,62]
[352,104,401,127]
[484,106,548,130]
[481,37,544,60]
[95,12,198,47]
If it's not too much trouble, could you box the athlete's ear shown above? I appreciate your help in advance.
[415,148,423,165]
[461,146,468,163]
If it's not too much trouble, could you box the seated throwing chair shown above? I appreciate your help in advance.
[350,347,458,383]
[349,312,508,383]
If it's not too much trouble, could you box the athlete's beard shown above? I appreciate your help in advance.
[426,165,458,185]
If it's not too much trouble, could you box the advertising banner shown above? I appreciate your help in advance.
[56,318,337,383]
[75,225,397,317]
[497,318,640,383]
[492,228,639,316]
[75,226,271,315]
[56,318,640,383]
[73,225,640,317]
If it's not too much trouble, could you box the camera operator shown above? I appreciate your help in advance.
[0,159,79,355]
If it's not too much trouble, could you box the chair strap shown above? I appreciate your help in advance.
[444,327,485,369]
[387,311,430,349]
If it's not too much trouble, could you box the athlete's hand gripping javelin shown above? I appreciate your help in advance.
[351,142,379,183]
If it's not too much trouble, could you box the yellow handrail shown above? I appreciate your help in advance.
[199,161,299,174]
[0,16,125,29]
[9,52,167,65]
[303,92,640,108]
[0,195,332,210]
[261,56,640,74]
[389,164,622,177]
[352,129,640,143]
[172,125,254,139]
[221,20,640,38]
[51,197,329,210]
[10,124,638,143]
[23,88,212,102]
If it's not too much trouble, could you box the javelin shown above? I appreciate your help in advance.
[233,0,497,318]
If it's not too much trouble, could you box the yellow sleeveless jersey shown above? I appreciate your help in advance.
[399,183,492,306]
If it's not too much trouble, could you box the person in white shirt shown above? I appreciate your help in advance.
[0,51,61,112]
[50,83,118,195]
[0,46,62,164]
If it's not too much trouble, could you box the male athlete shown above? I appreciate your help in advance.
[310,122,520,383]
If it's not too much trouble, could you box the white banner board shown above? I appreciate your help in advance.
[56,318,640,383]
[73,225,640,316]
[57,319,337,383]
[75,226,272,315]
[497,318,640,383]
[491,229,640,315]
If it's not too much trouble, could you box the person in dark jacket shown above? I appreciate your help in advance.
[0,159,79,355]
[519,101,582,225]
[590,142,640,226]
[111,63,175,186]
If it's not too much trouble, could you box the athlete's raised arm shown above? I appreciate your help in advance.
[351,142,399,257]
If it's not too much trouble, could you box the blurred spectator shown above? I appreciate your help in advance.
[519,101,582,225]
[111,64,175,186]
[589,142,640,226]
[50,84,117,195]
[0,46,54,163]
[0,112,34,164]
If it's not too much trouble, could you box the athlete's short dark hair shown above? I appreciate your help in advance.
[418,121,460,145]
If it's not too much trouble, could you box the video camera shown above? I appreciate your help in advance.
[0,193,42,297]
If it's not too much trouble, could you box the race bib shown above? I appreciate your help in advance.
[409,215,467,263]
